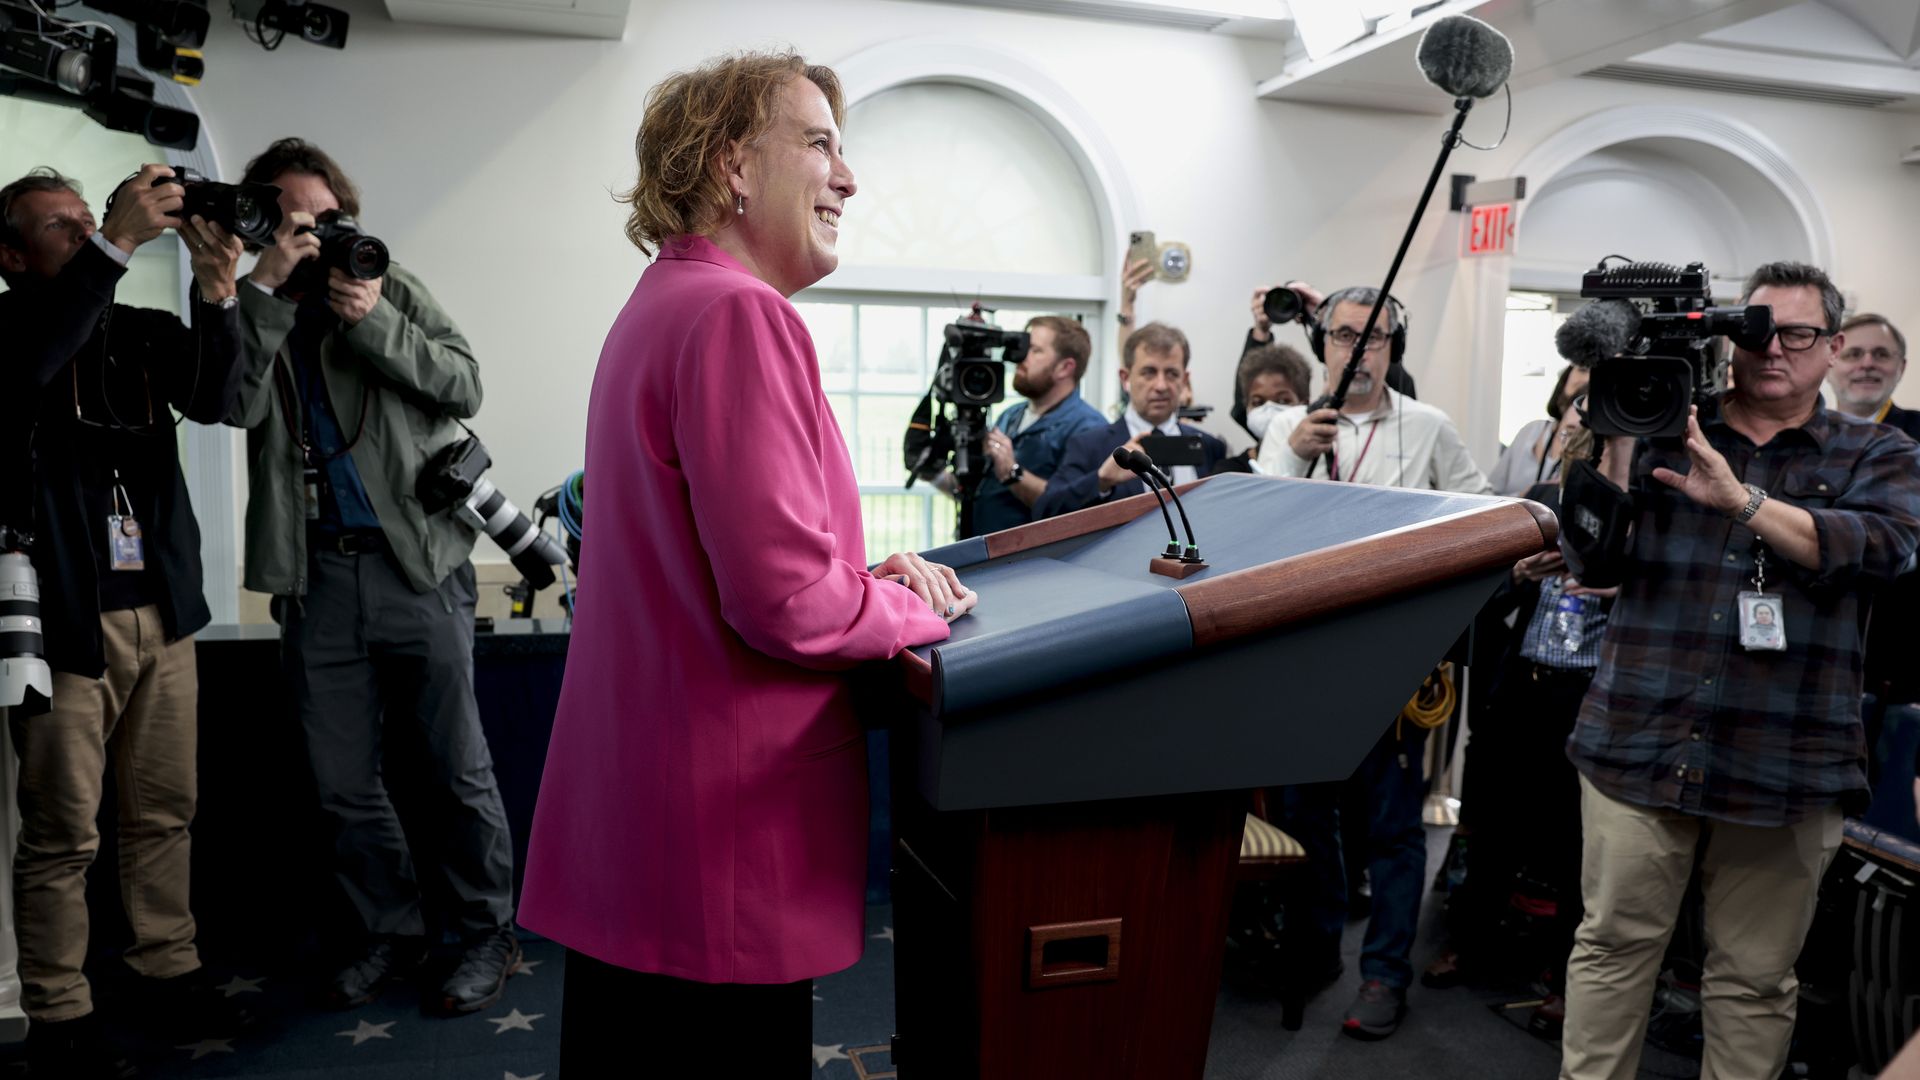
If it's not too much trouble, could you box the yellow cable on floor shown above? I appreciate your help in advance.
[1396,661,1456,742]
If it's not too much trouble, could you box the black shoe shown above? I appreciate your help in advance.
[129,967,258,1040]
[430,927,520,1016]
[1340,979,1407,1040]
[26,1013,138,1080]
[320,937,424,1011]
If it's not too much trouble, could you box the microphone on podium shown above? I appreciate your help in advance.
[1124,448,1201,563]
[1114,447,1181,558]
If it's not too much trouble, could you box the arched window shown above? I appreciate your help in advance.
[795,79,1113,558]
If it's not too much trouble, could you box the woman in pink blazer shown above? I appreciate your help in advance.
[518,52,975,1075]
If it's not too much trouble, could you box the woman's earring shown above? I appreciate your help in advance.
[735,194,745,216]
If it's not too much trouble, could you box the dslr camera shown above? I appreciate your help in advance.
[152,167,283,247]
[286,210,389,294]
[417,435,567,591]
[1579,259,1774,439]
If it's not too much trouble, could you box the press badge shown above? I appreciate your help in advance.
[1737,549,1785,652]
[107,478,144,571]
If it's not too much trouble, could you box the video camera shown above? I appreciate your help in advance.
[286,211,389,293]
[1576,259,1774,439]
[903,305,1030,540]
[0,0,348,150]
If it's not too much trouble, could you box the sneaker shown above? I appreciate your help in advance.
[320,937,424,1011]
[1340,979,1407,1040]
[129,967,258,1040]
[430,927,520,1016]
[1528,993,1565,1039]
[25,1012,138,1080]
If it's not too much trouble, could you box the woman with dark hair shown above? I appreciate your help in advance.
[1486,363,1590,496]
[519,51,974,1076]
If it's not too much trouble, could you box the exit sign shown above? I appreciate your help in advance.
[1464,202,1514,257]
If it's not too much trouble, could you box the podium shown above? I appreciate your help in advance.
[880,472,1555,1078]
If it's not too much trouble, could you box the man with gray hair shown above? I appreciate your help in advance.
[1826,313,1920,439]
[1555,262,1920,1079]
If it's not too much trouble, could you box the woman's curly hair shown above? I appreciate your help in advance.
[620,50,844,256]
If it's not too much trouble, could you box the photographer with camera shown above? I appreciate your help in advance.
[1250,279,1417,402]
[225,138,518,1017]
[1034,322,1226,520]
[1555,263,1920,1080]
[0,164,248,1077]
[971,316,1108,534]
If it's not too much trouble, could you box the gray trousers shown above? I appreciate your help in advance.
[280,550,513,941]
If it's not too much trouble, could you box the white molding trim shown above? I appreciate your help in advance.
[811,267,1107,303]
[831,36,1138,409]
[1509,105,1834,269]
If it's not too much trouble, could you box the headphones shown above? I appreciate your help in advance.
[1308,287,1409,368]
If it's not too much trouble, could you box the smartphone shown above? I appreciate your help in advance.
[1139,433,1205,467]
[1127,230,1157,272]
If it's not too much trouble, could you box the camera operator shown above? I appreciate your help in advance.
[1252,285,1489,1041]
[1034,322,1226,519]
[0,164,248,1077]
[225,139,517,1016]
[970,316,1107,534]
[1557,263,1920,1080]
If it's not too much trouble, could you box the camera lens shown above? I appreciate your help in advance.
[343,236,389,280]
[1262,287,1303,326]
[959,363,998,403]
[1588,356,1692,438]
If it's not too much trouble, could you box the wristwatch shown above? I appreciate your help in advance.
[1005,464,1025,484]
[1733,483,1767,524]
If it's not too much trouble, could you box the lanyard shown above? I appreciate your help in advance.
[1330,419,1383,483]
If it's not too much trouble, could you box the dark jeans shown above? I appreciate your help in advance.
[1278,723,1430,989]
[560,949,812,1077]
[280,549,513,941]
[1453,653,1589,980]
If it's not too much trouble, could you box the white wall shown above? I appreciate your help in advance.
[183,0,1920,570]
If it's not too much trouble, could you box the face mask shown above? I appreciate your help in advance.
[1247,401,1288,440]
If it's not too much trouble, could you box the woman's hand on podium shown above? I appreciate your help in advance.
[878,552,977,622]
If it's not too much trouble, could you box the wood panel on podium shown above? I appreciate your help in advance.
[874,473,1555,1079]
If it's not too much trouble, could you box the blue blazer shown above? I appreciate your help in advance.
[1034,418,1228,520]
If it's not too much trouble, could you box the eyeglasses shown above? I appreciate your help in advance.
[1326,327,1390,351]
[1839,346,1902,364]
[1768,325,1831,352]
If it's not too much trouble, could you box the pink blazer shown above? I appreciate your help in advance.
[518,236,951,984]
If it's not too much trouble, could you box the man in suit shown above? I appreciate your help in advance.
[1828,314,1919,438]
[1035,321,1225,519]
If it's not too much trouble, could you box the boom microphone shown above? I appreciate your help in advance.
[1555,299,1641,368]
[1416,14,1513,100]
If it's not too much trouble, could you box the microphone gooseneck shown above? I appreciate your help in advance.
[1115,447,1180,557]
[1130,449,1200,561]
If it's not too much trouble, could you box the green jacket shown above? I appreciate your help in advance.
[227,263,481,597]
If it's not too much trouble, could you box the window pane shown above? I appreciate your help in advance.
[795,302,854,392]
[861,494,932,563]
[858,303,927,394]
[854,396,921,486]
[1500,292,1573,446]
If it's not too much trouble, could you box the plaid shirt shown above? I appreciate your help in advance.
[1569,405,1920,827]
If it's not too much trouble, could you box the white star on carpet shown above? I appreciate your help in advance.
[488,1007,545,1034]
[176,1038,234,1060]
[813,1043,849,1068]
[335,1019,396,1046]
[511,958,543,977]
[871,926,894,943]
[217,975,265,997]
[504,1072,546,1080]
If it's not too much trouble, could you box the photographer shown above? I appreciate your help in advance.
[0,164,247,1077]
[971,316,1107,534]
[225,139,517,1016]
[1557,263,1920,1080]
[1248,279,1417,401]
[1034,322,1226,519]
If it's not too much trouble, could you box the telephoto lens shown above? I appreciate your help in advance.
[1262,285,1305,327]
[417,437,568,590]
[0,551,54,713]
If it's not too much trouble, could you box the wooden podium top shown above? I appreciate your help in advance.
[896,473,1554,719]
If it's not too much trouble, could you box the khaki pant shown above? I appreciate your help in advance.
[1560,774,1841,1080]
[10,606,199,1021]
